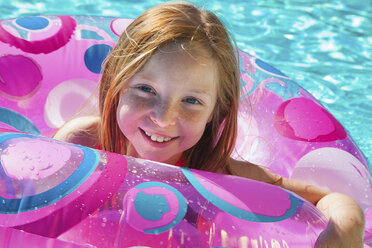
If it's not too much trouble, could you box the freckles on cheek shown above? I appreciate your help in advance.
[180,109,209,124]
[120,93,156,112]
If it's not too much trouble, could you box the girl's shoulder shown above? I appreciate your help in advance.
[227,157,281,185]
[53,115,101,148]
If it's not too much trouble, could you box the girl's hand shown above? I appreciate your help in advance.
[228,165,366,247]
[315,193,365,248]
[314,219,364,248]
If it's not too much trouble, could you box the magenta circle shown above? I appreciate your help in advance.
[0,16,76,54]
[274,97,346,142]
[0,55,42,99]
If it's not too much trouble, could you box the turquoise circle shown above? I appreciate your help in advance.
[134,182,188,234]
[15,16,49,30]
[135,192,170,221]
[84,44,113,74]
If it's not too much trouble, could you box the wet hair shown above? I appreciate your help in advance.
[99,2,240,173]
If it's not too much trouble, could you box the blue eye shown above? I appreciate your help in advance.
[139,85,155,94]
[184,97,200,104]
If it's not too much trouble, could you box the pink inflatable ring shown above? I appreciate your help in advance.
[0,15,371,247]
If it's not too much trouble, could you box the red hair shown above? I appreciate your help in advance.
[99,2,240,173]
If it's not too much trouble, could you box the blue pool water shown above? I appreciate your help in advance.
[0,0,371,166]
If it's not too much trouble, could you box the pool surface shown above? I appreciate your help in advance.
[0,0,371,167]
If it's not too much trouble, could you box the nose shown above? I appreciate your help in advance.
[150,100,178,127]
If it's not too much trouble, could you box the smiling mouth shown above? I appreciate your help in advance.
[141,129,176,143]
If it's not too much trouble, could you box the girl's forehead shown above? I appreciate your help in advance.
[134,44,218,95]
[156,43,212,62]
[145,47,215,76]
[142,50,212,81]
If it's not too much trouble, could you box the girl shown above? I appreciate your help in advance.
[54,2,365,247]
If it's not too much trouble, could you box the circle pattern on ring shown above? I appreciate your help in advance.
[84,44,113,74]
[15,17,50,30]
[124,182,187,234]
[0,133,100,214]
[0,16,76,54]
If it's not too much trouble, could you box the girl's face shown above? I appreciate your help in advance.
[116,45,218,164]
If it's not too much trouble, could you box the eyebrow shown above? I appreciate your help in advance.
[189,88,213,95]
[135,73,156,83]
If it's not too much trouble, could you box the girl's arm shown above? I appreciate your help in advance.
[53,115,101,148]
[229,158,365,247]
[274,176,365,247]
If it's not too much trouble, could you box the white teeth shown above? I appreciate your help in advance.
[145,131,172,143]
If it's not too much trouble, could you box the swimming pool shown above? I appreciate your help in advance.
[0,0,371,167]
